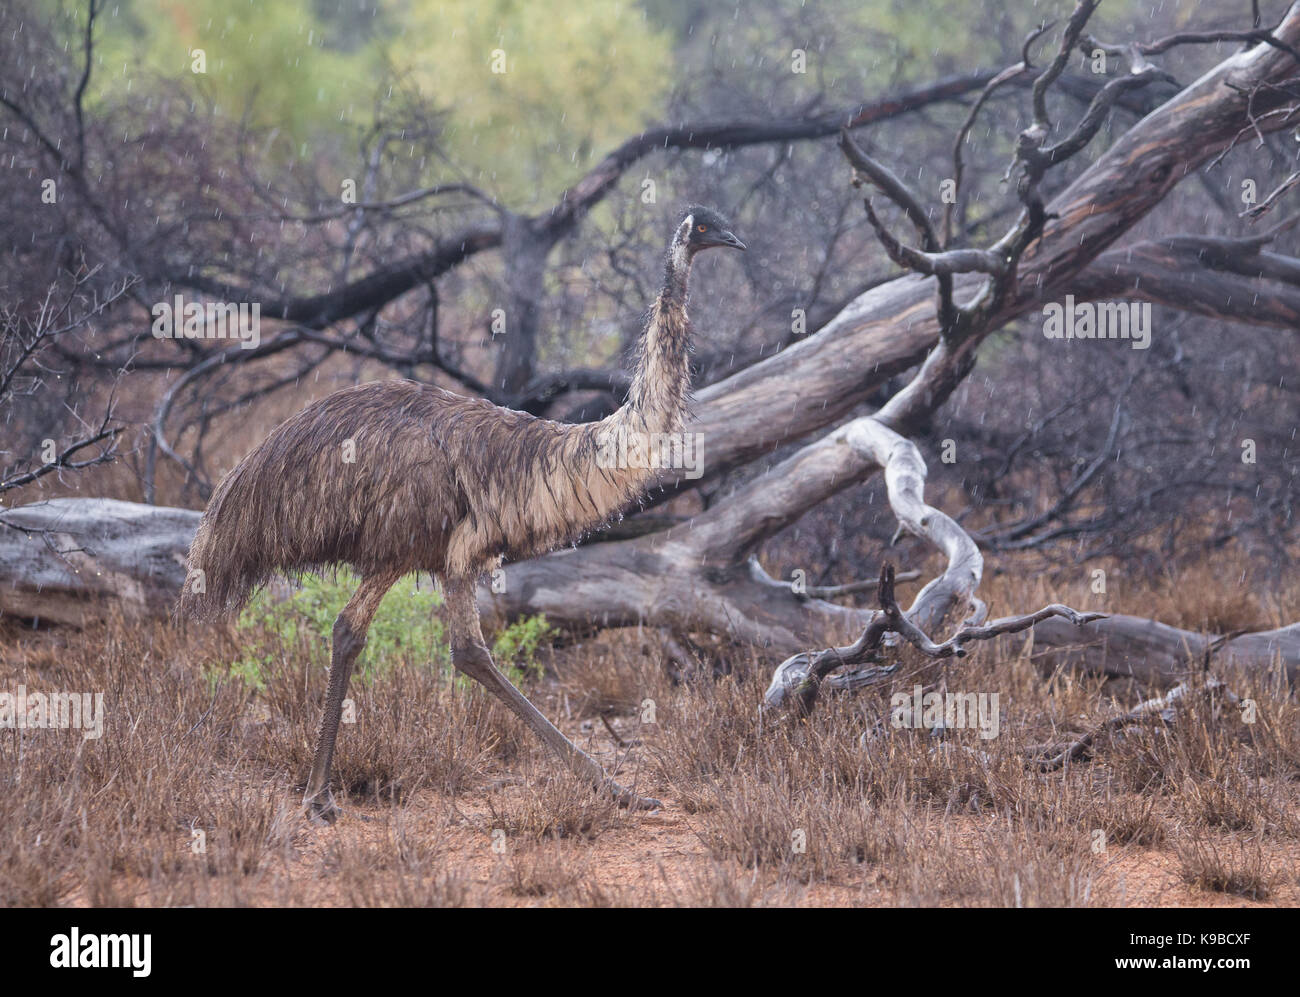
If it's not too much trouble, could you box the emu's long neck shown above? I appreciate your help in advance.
[503,235,694,560]
[617,240,693,435]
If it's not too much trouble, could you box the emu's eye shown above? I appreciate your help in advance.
[697,224,707,232]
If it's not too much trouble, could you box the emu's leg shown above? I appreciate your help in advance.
[443,576,660,810]
[303,572,397,823]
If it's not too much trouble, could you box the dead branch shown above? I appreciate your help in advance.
[797,569,922,601]
[0,418,121,496]
[1242,170,1300,219]
[1036,678,1240,770]
[763,560,1102,716]
[943,20,1057,247]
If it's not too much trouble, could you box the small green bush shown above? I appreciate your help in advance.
[225,570,551,690]
[491,612,554,682]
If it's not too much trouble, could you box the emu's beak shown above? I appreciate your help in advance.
[721,230,747,251]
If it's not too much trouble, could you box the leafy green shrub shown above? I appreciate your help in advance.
[491,613,554,683]
[226,570,551,690]
[229,571,446,687]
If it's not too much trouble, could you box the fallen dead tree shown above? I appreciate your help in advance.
[3,492,1297,689]
[758,1,1300,703]
[0,498,199,626]
[484,2,1300,673]
[490,4,1300,701]
[1026,616,1300,687]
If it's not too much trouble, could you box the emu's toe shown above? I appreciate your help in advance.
[604,779,661,811]
[304,791,341,825]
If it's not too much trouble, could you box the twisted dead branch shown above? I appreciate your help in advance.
[1036,678,1240,770]
[762,560,1103,717]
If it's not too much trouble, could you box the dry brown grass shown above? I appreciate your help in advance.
[1,560,1297,908]
[1174,835,1280,901]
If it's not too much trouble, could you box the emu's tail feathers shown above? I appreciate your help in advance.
[176,462,274,622]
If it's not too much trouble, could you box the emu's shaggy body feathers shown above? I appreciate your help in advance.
[180,379,649,620]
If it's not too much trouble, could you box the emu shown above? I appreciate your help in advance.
[179,206,745,820]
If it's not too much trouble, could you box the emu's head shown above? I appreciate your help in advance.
[677,205,746,254]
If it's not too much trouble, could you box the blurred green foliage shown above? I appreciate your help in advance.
[228,569,550,689]
[56,0,671,207]
[50,0,1174,208]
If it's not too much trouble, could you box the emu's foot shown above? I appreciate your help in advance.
[604,779,661,811]
[303,789,341,825]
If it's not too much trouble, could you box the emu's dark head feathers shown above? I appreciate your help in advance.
[681,205,745,252]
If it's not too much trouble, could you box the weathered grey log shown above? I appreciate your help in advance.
[1026,616,1300,687]
[0,498,199,626]
[0,497,1295,692]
